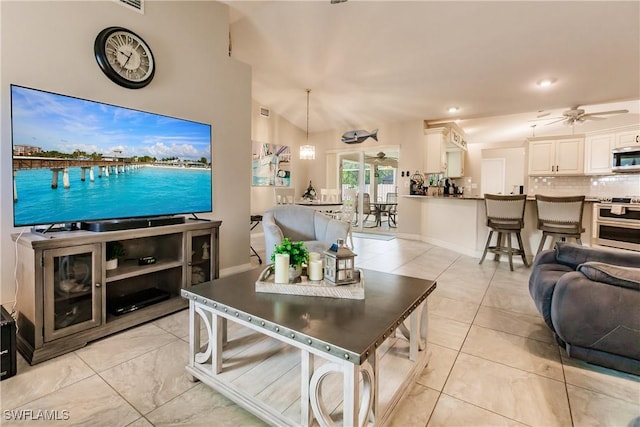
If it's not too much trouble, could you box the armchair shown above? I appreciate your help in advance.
[529,242,640,375]
[263,205,350,262]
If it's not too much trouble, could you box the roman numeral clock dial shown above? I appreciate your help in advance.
[94,27,155,89]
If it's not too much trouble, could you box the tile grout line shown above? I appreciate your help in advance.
[424,256,498,427]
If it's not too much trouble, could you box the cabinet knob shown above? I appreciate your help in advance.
[95,283,101,288]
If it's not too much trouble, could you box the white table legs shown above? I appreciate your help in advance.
[398,300,428,361]
[187,298,428,427]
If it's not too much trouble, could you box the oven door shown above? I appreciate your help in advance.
[594,204,640,251]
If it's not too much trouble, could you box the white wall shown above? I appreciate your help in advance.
[481,146,526,194]
[250,100,310,215]
[1,1,252,305]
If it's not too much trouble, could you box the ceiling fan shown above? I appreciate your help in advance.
[539,106,629,126]
[365,151,398,166]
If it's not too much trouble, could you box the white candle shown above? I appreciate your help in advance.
[308,259,323,281]
[274,253,290,283]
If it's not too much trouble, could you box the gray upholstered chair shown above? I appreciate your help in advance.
[529,242,640,375]
[262,205,350,262]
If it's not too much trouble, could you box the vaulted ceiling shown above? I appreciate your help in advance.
[226,1,640,144]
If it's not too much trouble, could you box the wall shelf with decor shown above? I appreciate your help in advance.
[11,219,221,365]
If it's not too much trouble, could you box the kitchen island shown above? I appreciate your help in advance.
[399,195,595,260]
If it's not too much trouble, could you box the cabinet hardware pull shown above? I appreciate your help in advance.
[95,283,101,288]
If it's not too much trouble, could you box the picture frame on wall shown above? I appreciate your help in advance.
[251,141,291,186]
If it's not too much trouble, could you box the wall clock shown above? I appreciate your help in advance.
[94,27,155,89]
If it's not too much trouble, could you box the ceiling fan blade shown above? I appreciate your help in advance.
[583,109,629,116]
[545,117,567,126]
[583,116,606,121]
[528,116,562,122]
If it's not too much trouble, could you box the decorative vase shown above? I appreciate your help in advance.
[105,258,118,270]
[289,265,302,282]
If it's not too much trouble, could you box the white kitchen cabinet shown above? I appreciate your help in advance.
[585,133,615,174]
[615,127,640,148]
[528,137,584,175]
[424,128,447,173]
[446,149,465,177]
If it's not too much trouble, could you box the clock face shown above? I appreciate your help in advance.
[94,27,155,89]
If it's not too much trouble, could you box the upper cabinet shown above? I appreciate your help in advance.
[528,136,584,175]
[615,127,640,148]
[424,128,448,174]
[424,122,467,175]
[446,149,465,178]
[585,134,615,175]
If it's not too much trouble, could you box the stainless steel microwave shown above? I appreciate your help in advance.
[612,146,640,173]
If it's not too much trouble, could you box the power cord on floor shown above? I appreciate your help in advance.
[11,229,26,333]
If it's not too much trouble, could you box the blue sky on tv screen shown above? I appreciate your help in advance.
[11,85,211,161]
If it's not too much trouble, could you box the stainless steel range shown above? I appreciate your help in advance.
[593,197,640,251]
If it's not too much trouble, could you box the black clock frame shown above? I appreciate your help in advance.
[94,26,155,89]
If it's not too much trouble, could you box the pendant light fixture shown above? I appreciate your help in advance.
[299,89,315,160]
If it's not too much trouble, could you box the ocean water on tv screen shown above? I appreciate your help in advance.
[14,166,212,226]
[11,85,213,227]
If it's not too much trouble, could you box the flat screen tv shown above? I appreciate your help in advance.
[11,84,213,229]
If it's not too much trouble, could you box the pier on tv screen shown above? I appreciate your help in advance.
[11,85,213,227]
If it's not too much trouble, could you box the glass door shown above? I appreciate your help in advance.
[365,149,399,231]
[338,151,364,231]
[336,146,400,233]
[44,244,101,341]
[187,230,215,286]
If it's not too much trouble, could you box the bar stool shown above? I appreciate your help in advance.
[479,194,528,271]
[535,194,585,256]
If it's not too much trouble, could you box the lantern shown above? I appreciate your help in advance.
[323,239,358,285]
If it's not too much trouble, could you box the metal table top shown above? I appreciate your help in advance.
[182,268,436,364]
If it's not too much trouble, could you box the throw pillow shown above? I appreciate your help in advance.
[577,262,640,291]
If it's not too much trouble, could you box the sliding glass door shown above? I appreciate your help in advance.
[336,147,399,233]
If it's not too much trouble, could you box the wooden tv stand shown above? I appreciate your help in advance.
[12,219,221,364]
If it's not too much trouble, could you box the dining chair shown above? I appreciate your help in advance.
[534,194,586,256]
[361,193,376,226]
[386,192,398,227]
[339,188,357,247]
[479,194,528,271]
[320,188,340,203]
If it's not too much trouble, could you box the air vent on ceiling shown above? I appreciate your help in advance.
[259,107,270,118]
[117,0,144,14]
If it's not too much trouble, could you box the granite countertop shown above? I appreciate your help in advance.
[402,194,600,202]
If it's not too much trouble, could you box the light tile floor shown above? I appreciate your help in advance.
[2,236,639,426]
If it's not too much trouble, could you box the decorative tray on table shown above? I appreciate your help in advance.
[255,265,364,299]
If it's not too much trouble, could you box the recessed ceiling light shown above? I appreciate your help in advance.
[537,78,556,88]
[447,106,459,113]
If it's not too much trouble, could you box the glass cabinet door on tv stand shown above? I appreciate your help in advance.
[187,229,216,286]
[43,244,102,341]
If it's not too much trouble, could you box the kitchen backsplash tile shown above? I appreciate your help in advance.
[528,174,640,198]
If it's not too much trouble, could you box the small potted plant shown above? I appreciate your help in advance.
[271,237,309,281]
[105,241,125,270]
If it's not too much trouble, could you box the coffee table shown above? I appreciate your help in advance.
[181,268,436,427]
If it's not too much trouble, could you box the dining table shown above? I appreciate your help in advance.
[371,202,398,227]
[295,201,343,218]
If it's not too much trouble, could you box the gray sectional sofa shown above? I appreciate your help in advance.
[529,242,640,375]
